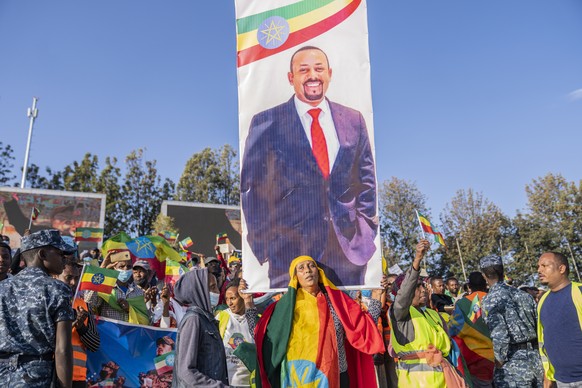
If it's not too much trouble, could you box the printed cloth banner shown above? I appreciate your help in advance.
[87,317,177,388]
[235,0,380,291]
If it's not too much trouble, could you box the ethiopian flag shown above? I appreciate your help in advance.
[97,291,150,326]
[154,351,175,375]
[79,265,119,294]
[236,0,362,67]
[75,227,104,242]
[417,211,446,246]
[255,256,383,388]
[450,291,494,381]
[165,258,189,287]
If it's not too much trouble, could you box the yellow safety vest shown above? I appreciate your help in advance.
[537,282,582,381]
[391,306,451,387]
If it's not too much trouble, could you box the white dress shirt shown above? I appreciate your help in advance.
[294,95,340,169]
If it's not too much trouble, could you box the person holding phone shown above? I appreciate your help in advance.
[84,251,148,323]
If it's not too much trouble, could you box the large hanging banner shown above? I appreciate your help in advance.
[236,0,381,291]
[86,318,177,388]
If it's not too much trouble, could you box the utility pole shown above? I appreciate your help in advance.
[20,97,39,188]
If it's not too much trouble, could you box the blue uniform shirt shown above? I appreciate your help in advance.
[0,267,75,355]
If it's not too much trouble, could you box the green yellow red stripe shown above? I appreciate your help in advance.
[236,0,361,67]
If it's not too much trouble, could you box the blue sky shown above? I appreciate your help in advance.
[1,0,581,219]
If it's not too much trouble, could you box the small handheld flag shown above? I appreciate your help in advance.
[154,351,175,375]
[416,211,446,246]
[79,265,119,294]
[31,207,40,221]
[75,227,104,243]
[179,237,193,251]
[158,231,178,244]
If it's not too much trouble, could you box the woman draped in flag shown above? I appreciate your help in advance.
[255,256,386,388]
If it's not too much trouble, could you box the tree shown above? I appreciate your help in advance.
[176,145,240,205]
[120,149,174,237]
[510,173,582,282]
[94,157,124,237]
[151,213,179,236]
[440,189,510,279]
[378,177,431,268]
[0,142,16,185]
[62,153,99,192]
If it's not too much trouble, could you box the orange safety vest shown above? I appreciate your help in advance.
[72,298,89,382]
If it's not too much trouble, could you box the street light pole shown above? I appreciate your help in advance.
[20,97,39,188]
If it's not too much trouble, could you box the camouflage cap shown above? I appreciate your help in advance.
[20,229,76,254]
[479,255,503,269]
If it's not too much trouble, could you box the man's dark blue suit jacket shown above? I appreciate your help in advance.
[241,96,377,287]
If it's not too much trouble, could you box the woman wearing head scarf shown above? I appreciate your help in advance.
[172,268,229,387]
[255,256,386,388]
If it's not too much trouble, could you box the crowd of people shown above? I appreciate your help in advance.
[0,230,580,388]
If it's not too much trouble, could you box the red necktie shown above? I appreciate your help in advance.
[308,108,330,179]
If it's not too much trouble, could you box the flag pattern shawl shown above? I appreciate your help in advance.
[75,227,104,242]
[255,256,383,388]
[449,291,494,381]
[79,265,119,294]
[236,0,362,67]
[417,211,446,246]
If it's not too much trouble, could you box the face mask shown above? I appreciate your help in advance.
[361,290,372,298]
[209,292,219,307]
[117,269,132,283]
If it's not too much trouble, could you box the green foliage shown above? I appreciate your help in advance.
[151,213,179,236]
[120,149,175,237]
[378,177,431,268]
[176,144,240,205]
[439,189,510,279]
[0,142,16,185]
[509,173,582,282]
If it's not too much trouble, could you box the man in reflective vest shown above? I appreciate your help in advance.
[537,251,582,387]
[389,239,459,387]
[55,259,100,388]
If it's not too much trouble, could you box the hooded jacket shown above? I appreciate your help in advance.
[172,269,229,387]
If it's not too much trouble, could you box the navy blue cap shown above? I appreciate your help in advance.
[20,229,76,254]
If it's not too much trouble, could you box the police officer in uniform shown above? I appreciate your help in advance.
[0,229,75,387]
[480,255,544,387]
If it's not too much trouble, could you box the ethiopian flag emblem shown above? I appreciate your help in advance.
[236,0,362,67]
[255,256,383,388]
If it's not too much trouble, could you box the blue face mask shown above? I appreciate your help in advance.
[361,290,372,298]
[209,292,220,308]
[117,269,133,283]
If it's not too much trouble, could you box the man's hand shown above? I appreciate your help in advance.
[413,239,430,270]
[73,306,89,331]
[238,279,255,309]
[543,376,556,388]
[101,253,112,269]
[144,287,157,307]
[160,286,170,305]
[118,298,129,313]
[371,275,388,301]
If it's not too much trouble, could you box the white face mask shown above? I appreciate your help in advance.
[209,292,220,307]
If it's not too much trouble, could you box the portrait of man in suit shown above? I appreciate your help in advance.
[241,46,378,288]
